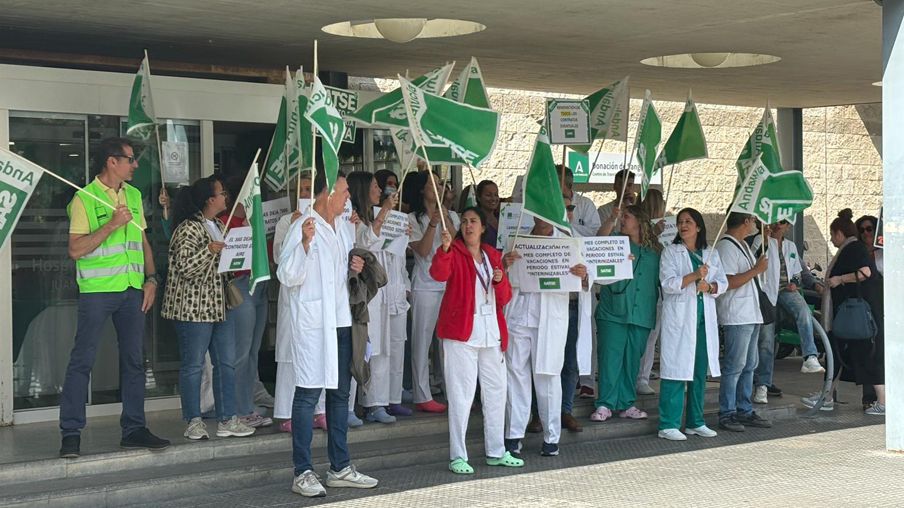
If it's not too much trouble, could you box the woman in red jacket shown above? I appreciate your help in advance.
[430,207,523,475]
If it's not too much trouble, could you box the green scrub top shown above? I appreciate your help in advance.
[595,241,661,329]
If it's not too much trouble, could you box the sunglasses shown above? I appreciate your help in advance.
[113,154,137,164]
[859,226,875,233]
[566,205,576,211]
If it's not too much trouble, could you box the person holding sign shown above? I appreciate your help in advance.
[657,208,727,441]
[162,177,256,441]
[431,207,519,475]
[591,205,662,423]
[408,171,460,413]
[502,215,591,458]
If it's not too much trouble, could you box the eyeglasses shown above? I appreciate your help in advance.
[566,205,576,211]
[113,154,136,164]
[217,190,229,197]
[859,226,875,233]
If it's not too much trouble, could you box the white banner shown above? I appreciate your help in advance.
[581,236,633,282]
[497,202,534,249]
[511,235,581,292]
[372,207,410,256]
[261,197,290,236]
[654,216,677,248]
[218,226,253,273]
[161,141,189,184]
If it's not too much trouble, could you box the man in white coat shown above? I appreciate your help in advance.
[277,170,378,498]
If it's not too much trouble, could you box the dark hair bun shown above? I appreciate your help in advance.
[837,208,853,221]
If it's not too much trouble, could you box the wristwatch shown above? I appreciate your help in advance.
[145,274,161,286]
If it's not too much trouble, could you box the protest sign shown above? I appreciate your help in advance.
[497,202,534,249]
[262,197,290,236]
[372,207,410,256]
[511,235,581,292]
[653,216,678,248]
[581,236,633,281]
[218,226,253,272]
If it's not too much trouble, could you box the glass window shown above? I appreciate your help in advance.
[371,129,400,173]
[338,132,364,174]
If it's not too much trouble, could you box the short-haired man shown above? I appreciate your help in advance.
[596,169,635,227]
[60,137,170,457]
[557,165,601,238]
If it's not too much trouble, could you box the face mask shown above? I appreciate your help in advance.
[384,187,396,194]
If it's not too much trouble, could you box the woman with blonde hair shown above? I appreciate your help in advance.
[636,188,668,395]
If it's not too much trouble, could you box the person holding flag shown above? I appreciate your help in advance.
[597,170,635,229]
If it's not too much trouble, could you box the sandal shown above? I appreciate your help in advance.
[618,406,648,419]
[590,406,612,422]
[486,451,524,467]
[449,458,474,474]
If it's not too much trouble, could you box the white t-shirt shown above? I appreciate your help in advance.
[204,219,221,239]
[571,192,601,238]
[408,210,461,292]
[466,252,501,348]
[714,234,764,326]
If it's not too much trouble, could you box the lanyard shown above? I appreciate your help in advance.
[475,252,491,304]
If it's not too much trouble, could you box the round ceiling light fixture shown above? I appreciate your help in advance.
[641,52,781,69]
[322,18,486,43]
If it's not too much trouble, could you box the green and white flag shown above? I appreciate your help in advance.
[654,90,708,171]
[399,76,500,168]
[634,90,662,202]
[735,106,782,193]
[234,162,271,295]
[522,125,569,230]
[569,76,629,153]
[294,68,314,176]
[349,63,454,128]
[263,69,297,191]
[443,57,490,108]
[464,185,477,208]
[730,155,812,224]
[0,147,44,251]
[305,76,346,193]
[126,54,158,141]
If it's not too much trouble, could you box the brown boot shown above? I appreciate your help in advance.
[561,412,583,432]
[526,413,543,433]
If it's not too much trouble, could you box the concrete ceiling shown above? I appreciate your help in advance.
[0,0,883,107]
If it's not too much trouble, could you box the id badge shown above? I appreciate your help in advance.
[480,304,493,316]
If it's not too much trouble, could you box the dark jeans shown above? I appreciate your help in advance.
[561,301,580,414]
[292,326,352,475]
[60,289,146,438]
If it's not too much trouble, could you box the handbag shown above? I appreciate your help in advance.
[720,236,776,326]
[225,278,244,309]
[832,271,877,341]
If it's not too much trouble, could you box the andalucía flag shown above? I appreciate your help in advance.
[655,90,708,171]
[234,162,271,295]
[348,63,454,128]
[735,106,783,194]
[262,69,300,191]
[305,76,346,193]
[634,90,662,202]
[126,54,158,141]
[522,125,569,230]
[569,76,629,153]
[0,147,44,252]
[443,57,491,108]
[729,155,812,224]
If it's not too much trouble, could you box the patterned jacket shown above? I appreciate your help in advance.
[161,213,228,322]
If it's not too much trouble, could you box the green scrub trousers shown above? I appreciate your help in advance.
[595,320,652,411]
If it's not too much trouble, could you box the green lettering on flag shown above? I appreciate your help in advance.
[305,76,346,193]
[729,156,813,224]
[444,57,491,108]
[348,64,454,128]
[263,68,306,192]
[735,107,783,194]
[634,90,662,202]
[569,77,629,153]
[522,125,569,230]
[539,277,561,290]
[0,147,44,251]
[126,55,158,141]
[234,162,271,295]
[654,90,708,172]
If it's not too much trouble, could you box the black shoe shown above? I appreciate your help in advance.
[504,438,522,456]
[60,435,80,458]
[767,384,783,397]
[718,415,745,432]
[526,414,543,434]
[540,442,559,457]
[736,411,773,428]
[120,428,171,451]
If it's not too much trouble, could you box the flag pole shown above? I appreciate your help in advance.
[310,39,318,214]
[38,165,144,230]
[220,148,262,241]
[703,212,730,266]
[396,153,417,211]
[423,153,447,230]
[145,49,168,214]
[560,145,567,188]
[587,141,604,182]
[663,162,678,213]
[614,88,633,216]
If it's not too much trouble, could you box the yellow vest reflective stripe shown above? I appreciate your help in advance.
[67,180,145,293]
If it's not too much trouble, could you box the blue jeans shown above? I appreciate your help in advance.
[779,290,817,358]
[719,323,760,418]
[292,327,352,475]
[755,322,776,387]
[174,311,237,422]
[60,289,146,438]
[560,301,580,414]
[232,275,269,417]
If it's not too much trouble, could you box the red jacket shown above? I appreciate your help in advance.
[430,237,512,351]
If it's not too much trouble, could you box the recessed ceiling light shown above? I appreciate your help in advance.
[323,18,485,43]
[641,53,781,69]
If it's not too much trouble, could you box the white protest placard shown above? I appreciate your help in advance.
[546,98,591,145]
[372,207,410,256]
[511,235,581,292]
[261,197,290,236]
[653,216,677,248]
[581,236,633,282]
[300,198,356,240]
[497,202,534,249]
[161,141,189,184]
[218,226,253,273]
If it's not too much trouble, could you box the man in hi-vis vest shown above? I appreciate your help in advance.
[59,137,170,458]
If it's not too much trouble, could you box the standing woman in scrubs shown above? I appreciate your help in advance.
[431,207,522,474]
[657,208,727,441]
[591,205,662,422]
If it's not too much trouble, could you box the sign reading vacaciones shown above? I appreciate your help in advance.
[511,235,582,292]
[325,85,358,144]
[546,99,591,145]
[580,236,633,281]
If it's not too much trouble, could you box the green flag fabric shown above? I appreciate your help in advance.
[398,76,500,168]
[234,162,271,295]
[262,70,295,191]
[126,55,158,141]
[634,91,662,202]
[730,155,813,224]
[305,76,346,193]
[0,147,44,251]
[464,185,477,208]
[294,68,313,178]
[735,107,783,193]
[348,63,454,128]
[444,57,491,108]
[569,76,629,153]
[522,125,569,230]
[655,90,708,171]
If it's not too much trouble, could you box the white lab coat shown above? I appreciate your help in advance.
[658,243,728,381]
[751,236,803,306]
[571,192,602,238]
[276,210,353,389]
[569,225,596,377]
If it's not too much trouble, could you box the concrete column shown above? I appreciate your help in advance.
[0,108,12,425]
[776,108,805,253]
[200,120,214,177]
[883,0,904,453]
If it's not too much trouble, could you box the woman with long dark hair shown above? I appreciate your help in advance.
[475,180,500,248]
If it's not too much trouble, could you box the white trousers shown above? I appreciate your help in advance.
[360,312,407,407]
[636,300,663,387]
[443,339,506,462]
[504,324,562,445]
[274,362,352,419]
[411,290,444,403]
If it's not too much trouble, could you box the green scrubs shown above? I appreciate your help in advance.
[658,248,708,431]
[595,241,660,411]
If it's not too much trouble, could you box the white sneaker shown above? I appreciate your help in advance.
[800,392,834,411]
[657,429,687,441]
[865,401,886,416]
[217,415,256,437]
[685,425,718,438]
[184,417,209,440]
[255,392,276,409]
[752,385,768,404]
[292,470,326,497]
[635,382,655,395]
[325,465,378,489]
[801,356,826,374]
